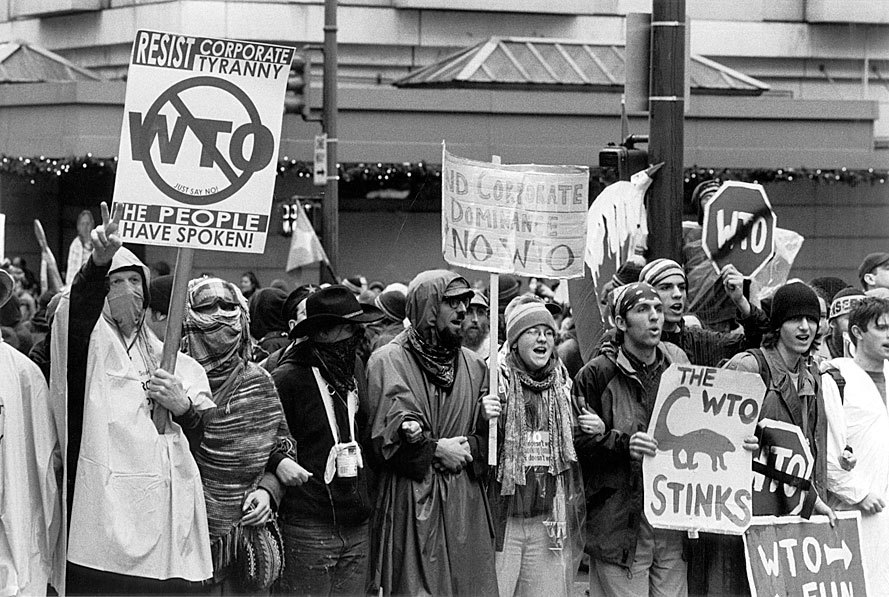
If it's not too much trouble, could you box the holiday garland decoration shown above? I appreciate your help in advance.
[1,153,886,188]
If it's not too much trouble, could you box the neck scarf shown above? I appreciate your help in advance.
[498,351,576,496]
[311,334,361,398]
[406,325,459,388]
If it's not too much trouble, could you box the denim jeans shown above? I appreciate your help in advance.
[275,518,368,597]
[589,519,687,597]
[495,514,569,597]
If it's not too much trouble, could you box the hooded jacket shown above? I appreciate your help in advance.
[52,248,214,582]
[366,270,497,597]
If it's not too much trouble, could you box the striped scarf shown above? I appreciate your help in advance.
[194,364,295,573]
[497,352,576,496]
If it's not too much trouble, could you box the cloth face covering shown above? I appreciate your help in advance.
[103,280,144,334]
[312,333,361,398]
[183,278,250,377]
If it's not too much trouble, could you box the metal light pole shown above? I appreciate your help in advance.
[647,0,685,261]
[322,0,339,279]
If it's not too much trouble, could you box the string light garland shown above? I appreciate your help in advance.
[0,154,886,188]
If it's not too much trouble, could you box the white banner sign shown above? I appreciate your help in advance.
[441,145,589,278]
[644,364,765,535]
[113,30,292,253]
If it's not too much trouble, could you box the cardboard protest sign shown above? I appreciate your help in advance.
[441,146,589,279]
[752,418,816,517]
[744,512,868,597]
[114,30,292,253]
[644,364,765,534]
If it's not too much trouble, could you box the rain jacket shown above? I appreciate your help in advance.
[51,249,214,583]
[366,270,497,596]
[572,342,689,568]
[0,337,62,596]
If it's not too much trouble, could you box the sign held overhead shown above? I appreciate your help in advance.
[441,145,589,279]
[114,30,292,253]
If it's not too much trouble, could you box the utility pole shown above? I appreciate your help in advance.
[322,0,339,279]
[647,0,685,261]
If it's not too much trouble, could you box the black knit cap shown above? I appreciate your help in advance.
[769,282,821,329]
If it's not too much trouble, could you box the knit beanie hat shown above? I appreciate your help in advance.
[640,258,686,287]
[505,296,556,347]
[769,282,821,329]
[375,289,407,322]
[829,287,865,321]
[612,257,645,287]
[498,275,522,307]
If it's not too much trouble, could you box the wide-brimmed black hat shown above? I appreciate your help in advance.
[291,284,384,337]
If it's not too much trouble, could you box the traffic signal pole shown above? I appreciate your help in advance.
[322,0,339,279]
[647,0,685,261]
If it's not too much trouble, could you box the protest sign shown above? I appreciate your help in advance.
[113,30,292,253]
[744,512,868,597]
[644,364,765,535]
[441,146,589,279]
[752,418,816,517]
[0,213,5,262]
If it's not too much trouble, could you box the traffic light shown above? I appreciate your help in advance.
[598,134,649,181]
[284,53,311,119]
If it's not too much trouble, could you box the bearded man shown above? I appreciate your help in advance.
[51,202,214,594]
[461,289,491,356]
[366,269,497,596]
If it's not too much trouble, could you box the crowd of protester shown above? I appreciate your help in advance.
[4,192,889,597]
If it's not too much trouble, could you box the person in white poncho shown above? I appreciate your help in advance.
[51,202,215,594]
[0,268,62,597]
[824,297,889,595]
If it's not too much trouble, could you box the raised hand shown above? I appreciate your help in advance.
[720,263,751,316]
[91,201,123,266]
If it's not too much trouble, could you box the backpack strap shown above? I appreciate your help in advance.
[747,347,772,390]
[823,366,846,404]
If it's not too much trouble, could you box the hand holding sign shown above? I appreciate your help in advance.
[91,202,124,266]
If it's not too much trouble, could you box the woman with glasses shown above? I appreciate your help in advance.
[181,277,304,594]
[481,294,585,597]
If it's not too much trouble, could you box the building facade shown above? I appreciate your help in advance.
[0,0,885,286]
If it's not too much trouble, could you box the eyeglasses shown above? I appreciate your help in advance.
[522,327,555,340]
[443,295,471,309]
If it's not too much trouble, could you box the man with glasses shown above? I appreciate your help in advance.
[367,270,498,596]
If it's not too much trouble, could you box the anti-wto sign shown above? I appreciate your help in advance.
[744,512,869,597]
[113,30,292,253]
[702,181,776,278]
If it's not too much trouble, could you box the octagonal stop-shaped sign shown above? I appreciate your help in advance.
[702,181,776,277]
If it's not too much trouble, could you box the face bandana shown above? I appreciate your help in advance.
[182,278,250,380]
[103,281,144,336]
[311,333,362,398]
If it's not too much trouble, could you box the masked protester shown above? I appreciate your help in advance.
[50,203,215,594]
[270,285,383,596]
[480,295,585,597]
[247,287,290,361]
[181,278,299,594]
[366,270,498,597]
[0,269,62,596]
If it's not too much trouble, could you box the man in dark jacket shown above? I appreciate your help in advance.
[574,282,690,597]
[270,285,384,596]
[640,258,769,367]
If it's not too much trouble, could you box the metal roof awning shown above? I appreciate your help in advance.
[0,40,102,83]
[394,36,769,96]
